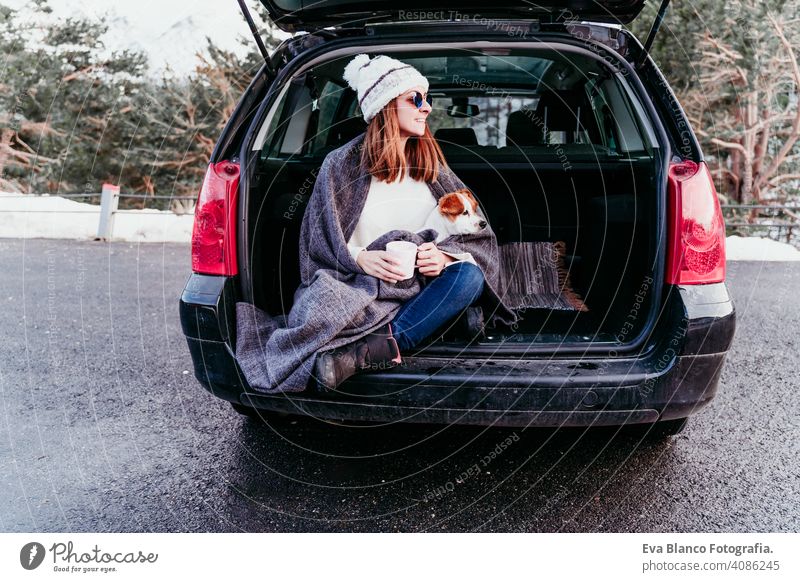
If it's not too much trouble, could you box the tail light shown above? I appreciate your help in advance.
[191,161,240,276]
[666,160,726,285]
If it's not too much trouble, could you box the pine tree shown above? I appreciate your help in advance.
[632,0,800,207]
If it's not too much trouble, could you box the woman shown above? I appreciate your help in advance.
[312,53,489,390]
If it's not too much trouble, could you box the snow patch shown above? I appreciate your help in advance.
[724,234,800,261]
[0,193,193,243]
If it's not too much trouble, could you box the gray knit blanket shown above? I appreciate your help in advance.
[235,132,521,394]
[497,241,589,312]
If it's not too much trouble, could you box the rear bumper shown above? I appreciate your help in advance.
[180,275,735,427]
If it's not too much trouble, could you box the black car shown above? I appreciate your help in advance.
[180,0,736,437]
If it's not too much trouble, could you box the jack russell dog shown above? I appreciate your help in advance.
[419,188,488,243]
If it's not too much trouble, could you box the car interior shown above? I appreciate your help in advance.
[246,49,663,346]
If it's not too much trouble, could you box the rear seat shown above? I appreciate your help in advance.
[433,127,479,146]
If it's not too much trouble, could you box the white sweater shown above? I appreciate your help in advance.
[346,173,476,267]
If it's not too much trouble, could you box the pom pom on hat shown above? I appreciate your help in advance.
[341,53,429,123]
[343,53,371,90]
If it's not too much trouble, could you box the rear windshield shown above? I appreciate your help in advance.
[254,49,657,161]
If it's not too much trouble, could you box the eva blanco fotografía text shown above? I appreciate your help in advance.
[643,542,771,557]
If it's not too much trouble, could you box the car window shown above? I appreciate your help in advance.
[309,79,347,152]
[586,77,620,152]
[255,82,292,159]
[259,76,316,158]
[596,76,648,154]
[257,51,654,159]
[426,96,539,147]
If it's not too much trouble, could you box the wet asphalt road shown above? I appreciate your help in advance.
[0,238,798,533]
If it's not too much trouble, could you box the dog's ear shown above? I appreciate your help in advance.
[459,189,479,212]
[438,192,464,219]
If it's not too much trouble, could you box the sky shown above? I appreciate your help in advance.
[5,0,290,75]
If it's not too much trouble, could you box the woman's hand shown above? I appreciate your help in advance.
[356,250,408,283]
[416,242,454,277]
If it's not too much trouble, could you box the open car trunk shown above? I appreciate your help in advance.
[243,44,665,354]
[256,0,647,32]
[442,146,658,346]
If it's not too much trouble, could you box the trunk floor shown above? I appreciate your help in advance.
[429,306,626,348]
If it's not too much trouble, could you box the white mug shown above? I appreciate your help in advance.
[385,240,418,281]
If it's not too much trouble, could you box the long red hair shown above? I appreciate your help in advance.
[360,99,448,183]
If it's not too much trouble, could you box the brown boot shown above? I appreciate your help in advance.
[314,323,402,391]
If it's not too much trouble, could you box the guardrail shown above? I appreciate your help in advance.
[722,204,800,246]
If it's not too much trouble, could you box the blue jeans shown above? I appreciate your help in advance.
[391,261,485,351]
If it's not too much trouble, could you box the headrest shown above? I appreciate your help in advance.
[434,127,479,147]
[326,116,368,147]
[534,90,588,136]
[505,109,545,146]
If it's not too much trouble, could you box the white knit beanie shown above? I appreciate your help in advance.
[342,54,429,123]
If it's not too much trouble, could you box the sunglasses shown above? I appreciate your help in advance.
[409,91,433,109]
